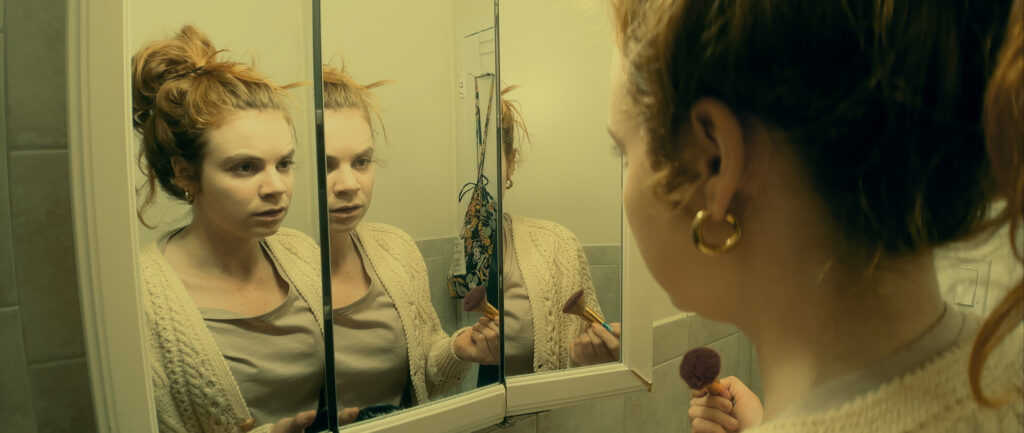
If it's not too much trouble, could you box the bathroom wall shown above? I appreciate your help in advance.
[0,0,97,432]
[498,0,621,247]
[475,312,761,433]
[323,0,461,241]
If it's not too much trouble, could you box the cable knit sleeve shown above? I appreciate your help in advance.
[402,232,471,399]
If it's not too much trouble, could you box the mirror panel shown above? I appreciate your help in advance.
[319,0,503,428]
[130,2,324,430]
[498,0,623,377]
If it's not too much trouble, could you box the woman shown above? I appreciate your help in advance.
[320,65,500,412]
[609,0,1023,431]
[498,87,620,372]
[134,26,325,432]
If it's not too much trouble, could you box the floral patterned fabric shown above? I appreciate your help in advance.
[448,75,498,298]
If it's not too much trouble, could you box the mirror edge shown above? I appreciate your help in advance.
[69,0,159,430]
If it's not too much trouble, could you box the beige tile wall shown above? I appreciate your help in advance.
[473,314,760,433]
[1,0,96,431]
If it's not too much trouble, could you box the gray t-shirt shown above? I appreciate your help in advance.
[503,217,536,375]
[332,233,410,409]
[186,238,323,427]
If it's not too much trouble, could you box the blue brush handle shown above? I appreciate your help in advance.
[600,322,614,333]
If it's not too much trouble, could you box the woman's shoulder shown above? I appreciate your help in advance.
[267,226,320,251]
[509,214,581,248]
[356,222,417,250]
[751,319,1024,433]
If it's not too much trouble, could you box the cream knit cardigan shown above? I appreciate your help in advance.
[748,323,1024,433]
[141,225,469,433]
[507,214,606,372]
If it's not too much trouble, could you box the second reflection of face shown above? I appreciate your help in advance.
[326,108,375,234]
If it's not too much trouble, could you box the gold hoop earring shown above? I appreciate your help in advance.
[691,210,741,255]
[184,190,195,205]
[505,178,513,189]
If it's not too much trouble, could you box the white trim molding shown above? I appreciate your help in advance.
[342,385,505,433]
[68,0,157,431]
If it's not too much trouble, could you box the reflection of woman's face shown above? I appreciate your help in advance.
[195,110,295,239]
[325,108,375,234]
[608,52,704,312]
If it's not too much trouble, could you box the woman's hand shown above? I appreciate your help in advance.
[269,410,316,433]
[266,407,361,433]
[689,376,763,433]
[338,407,360,426]
[570,322,621,366]
[453,316,501,364]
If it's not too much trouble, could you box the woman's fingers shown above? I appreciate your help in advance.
[589,324,620,361]
[690,395,734,413]
[271,410,317,433]
[689,397,740,432]
[691,416,734,433]
[338,407,360,426]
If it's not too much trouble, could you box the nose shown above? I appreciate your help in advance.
[259,169,288,198]
[331,166,360,196]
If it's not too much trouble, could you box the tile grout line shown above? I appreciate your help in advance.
[27,354,87,368]
[9,147,69,155]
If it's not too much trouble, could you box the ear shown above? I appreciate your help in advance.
[170,157,198,192]
[689,97,745,221]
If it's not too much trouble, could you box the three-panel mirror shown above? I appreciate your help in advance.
[128,0,622,430]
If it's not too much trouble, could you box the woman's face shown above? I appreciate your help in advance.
[325,108,376,234]
[607,52,719,313]
[193,110,295,239]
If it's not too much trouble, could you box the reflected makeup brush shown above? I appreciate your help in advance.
[561,289,614,332]
[679,347,728,397]
[462,286,499,320]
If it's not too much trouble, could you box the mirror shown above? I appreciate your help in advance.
[318,0,503,428]
[129,2,326,430]
[498,0,623,377]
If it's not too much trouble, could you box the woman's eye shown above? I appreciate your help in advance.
[278,159,295,170]
[354,157,371,168]
[233,162,255,173]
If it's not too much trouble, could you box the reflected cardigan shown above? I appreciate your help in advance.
[141,227,324,433]
[507,214,606,372]
[141,225,469,433]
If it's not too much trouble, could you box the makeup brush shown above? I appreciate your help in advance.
[561,289,614,333]
[462,286,499,320]
[679,347,728,397]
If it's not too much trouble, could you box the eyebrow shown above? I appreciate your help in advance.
[325,146,374,162]
[222,148,295,165]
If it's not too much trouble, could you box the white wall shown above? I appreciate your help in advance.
[131,1,317,245]
[321,0,460,241]
[498,0,622,246]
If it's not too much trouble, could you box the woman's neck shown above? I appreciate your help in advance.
[329,229,359,273]
[737,251,945,420]
[170,219,265,278]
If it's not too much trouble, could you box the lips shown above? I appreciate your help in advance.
[254,207,286,219]
[330,204,362,217]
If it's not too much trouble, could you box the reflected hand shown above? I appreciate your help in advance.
[570,322,621,366]
[689,376,763,432]
[270,410,316,433]
[453,316,500,365]
[338,407,360,426]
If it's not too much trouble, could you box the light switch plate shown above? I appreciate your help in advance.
[934,255,992,316]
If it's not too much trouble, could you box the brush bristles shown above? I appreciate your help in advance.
[562,290,585,313]
[679,347,722,391]
[561,289,606,325]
